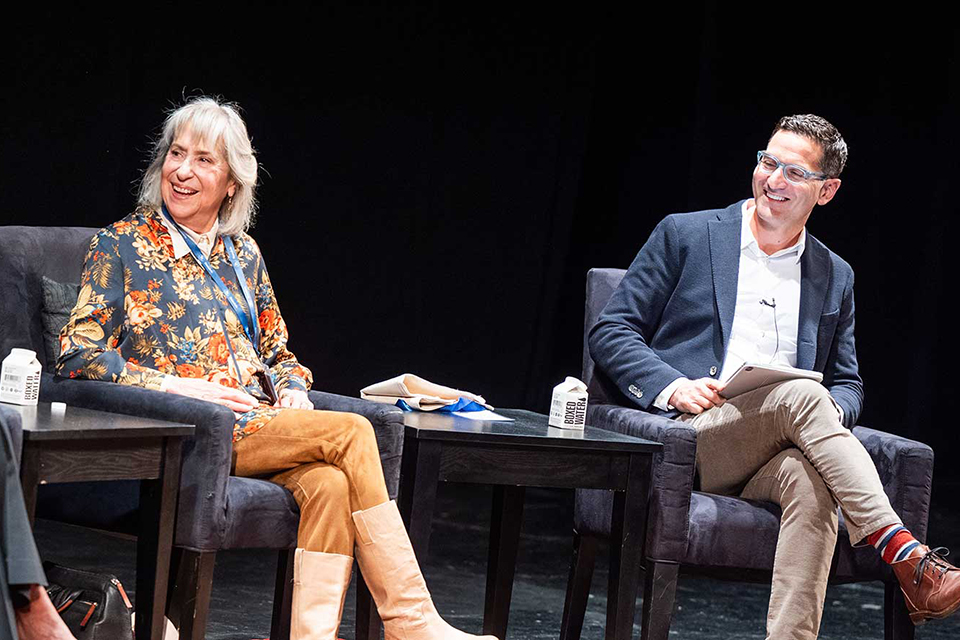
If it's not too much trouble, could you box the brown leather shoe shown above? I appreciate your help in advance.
[892,545,960,625]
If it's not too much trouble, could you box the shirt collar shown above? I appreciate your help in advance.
[740,200,806,262]
[159,212,220,260]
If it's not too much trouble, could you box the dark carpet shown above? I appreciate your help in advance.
[32,484,960,640]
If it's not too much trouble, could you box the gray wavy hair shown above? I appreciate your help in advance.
[138,97,258,236]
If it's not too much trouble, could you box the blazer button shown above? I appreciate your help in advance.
[628,384,643,398]
[709,366,718,376]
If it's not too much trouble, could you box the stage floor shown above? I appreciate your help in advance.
[34,483,960,640]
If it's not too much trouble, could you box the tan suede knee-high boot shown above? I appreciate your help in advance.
[292,549,353,640]
[352,501,498,640]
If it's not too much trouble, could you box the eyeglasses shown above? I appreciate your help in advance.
[756,151,831,185]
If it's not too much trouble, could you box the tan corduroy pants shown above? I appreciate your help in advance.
[680,379,901,640]
[233,409,390,555]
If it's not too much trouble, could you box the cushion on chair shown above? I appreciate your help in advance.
[682,492,890,583]
[219,477,300,551]
[39,276,80,369]
[683,493,781,570]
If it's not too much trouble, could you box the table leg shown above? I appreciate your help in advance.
[605,453,653,640]
[171,550,216,640]
[560,531,599,640]
[639,559,679,640]
[398,438,442,562]
[271,549,295,640]
[135,437,182,640]
[483,485,524,639]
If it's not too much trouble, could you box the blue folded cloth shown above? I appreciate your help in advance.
[395,397,486,413]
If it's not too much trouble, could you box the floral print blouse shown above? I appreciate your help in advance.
[57,207,314,441]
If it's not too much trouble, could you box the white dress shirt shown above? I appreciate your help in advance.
[654,202,804,410]
[159,214,220,259]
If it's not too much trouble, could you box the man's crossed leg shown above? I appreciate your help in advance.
[681,379,960,639]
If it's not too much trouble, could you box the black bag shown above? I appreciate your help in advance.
[43,562,134,640]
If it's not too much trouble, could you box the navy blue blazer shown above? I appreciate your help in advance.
[589,200,863,428]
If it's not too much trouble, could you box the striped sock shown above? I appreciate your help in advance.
[867,524,922,563]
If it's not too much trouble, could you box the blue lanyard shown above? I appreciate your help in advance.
[161,205,260,349]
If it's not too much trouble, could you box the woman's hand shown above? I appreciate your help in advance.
[276,388,313,410]
[164,376,259,413]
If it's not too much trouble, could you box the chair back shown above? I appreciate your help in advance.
[0,226,96,372]
[581,268,626,405]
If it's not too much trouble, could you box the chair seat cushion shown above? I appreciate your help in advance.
[682,491,890,583]
[37,476,301,552]
[683,492,781,570]
[219,477,300,550]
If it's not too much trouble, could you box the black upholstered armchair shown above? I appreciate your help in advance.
[0,226,405,640]
[560,268,934,640]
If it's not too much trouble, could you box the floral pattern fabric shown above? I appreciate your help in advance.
[57,208,314,441]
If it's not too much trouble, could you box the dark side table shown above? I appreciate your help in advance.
[8,401,194,640]
[357,408,661,640]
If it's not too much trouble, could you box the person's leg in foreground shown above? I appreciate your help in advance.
[2,419,75,640]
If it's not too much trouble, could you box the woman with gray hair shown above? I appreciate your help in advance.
[57,97,495,640]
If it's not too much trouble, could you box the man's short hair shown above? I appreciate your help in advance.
[772,114,848,178]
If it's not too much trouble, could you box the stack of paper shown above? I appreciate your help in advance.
[720,363,823,399]
[361,374,492,412]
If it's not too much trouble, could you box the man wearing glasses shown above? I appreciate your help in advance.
[589,114,959,639]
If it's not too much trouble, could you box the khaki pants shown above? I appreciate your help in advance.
[681,379,901,640]
[233,409,390,556]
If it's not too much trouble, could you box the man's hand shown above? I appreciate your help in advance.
[669,377,726,415]
[276,388,313,410]
[164,377,259,413]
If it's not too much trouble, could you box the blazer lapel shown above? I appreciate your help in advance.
[708,204,743,352]
[797,239,831,370]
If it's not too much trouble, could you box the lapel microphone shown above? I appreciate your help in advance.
[759,297,780,361]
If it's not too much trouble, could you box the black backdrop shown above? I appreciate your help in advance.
[4,6,957,496]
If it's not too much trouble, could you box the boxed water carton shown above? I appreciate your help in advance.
[548,376,588,429]
[1,348,42,406]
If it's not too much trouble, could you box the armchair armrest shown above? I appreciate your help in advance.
[307,390,404,425]
[575,403,697,561]
[307,391,405,499]
[853,425,934,542]
[40,373,236,550]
